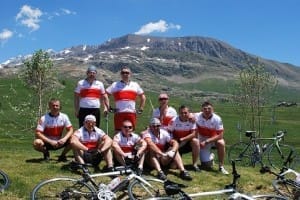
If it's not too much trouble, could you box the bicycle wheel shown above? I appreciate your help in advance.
[128,178,168,200]
[272,179,300,199]
[228,142,255,167]
[268,144,296,169]
[31,177,97,200]
[0,170,10,192]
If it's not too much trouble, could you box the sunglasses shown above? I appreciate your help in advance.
[152,125,161,128]
[121,71,130,75]
[123,125,132,129]
[159,98,168,101]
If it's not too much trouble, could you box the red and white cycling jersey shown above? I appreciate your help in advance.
[152,106,177,129]
[194,112,224,137]
[36,113,72,140]
[74,126,106,150]
[113,132,141,154]
[142,129,172,151]
[106,81,144,113]
[168,116,196,140]
[74,79,106,108]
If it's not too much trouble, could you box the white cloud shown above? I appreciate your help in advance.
[16,5,43,31]
[0,29,13,41]
[135,20,181,35]
[61,8,76,15]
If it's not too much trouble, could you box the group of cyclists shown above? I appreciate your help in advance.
[33,65,229,182]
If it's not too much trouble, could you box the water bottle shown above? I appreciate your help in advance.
[255,144,261,153]
[107,177,121,191]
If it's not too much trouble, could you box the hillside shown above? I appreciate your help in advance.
[1,34,300,101]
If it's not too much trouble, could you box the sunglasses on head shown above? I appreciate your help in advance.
[123,125,132,129]
[121,71,130,75]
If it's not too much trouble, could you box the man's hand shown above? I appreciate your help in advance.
[166,150,176,158]
[137,109,143,115]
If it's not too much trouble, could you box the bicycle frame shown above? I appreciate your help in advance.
[229,130,289,168]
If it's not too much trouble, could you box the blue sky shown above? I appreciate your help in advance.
[1,0,300,66]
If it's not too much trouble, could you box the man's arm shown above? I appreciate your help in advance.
[168,139,179,152]
[98,135,113,152]
[58,126,74,145]
[138,94,146,111]
[101,93,109,115]
[179,129,196,143]
[35,131,57,147]
[112,137,126,157]
[144,137,165,157]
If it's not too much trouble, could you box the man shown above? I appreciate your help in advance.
[74,65,109,128]
[112,120,147,175]
[194,101,229,175]
[33,98,73,161]
[142,118,192,181]
[70,115,114,172]
[168,105,200,172]
[152,93,177,130]
[106,66,146,132]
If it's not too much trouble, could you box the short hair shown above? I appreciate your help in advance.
[201,101,213,107]
[178,105,189,112]
[120,66,131,72]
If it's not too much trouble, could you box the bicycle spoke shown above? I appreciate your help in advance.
[268,144,296,169]
[228,142,255,167]
[272,179,300,199]
[31,178,96,200]
[128,179,167,200]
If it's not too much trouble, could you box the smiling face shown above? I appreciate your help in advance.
[121,120,133,136]
[179,106,190,122]
[201,103,214,119]
[49,99,61,116]
[120,67,131,81]
[84,119,96,132]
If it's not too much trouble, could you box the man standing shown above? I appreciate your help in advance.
[33,98,73,161]
[194,101,229,175]
[106,66,146,132]
[74,65,109,128]
[168,105,200,172]
[70,115,114,172]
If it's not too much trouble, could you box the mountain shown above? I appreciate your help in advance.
[1,34,300,100]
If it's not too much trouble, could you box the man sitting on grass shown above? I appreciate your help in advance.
[33,98,73,162]
[70,115,114,172]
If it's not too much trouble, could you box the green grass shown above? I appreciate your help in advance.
[0,77,299,199]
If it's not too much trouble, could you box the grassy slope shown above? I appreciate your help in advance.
[0,77,299,199]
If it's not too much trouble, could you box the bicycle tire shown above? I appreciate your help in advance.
[0,170,10,192]
[31,177,97,200]
[228,142,255,167]
[268,144,296,169]
[272,179,300,199]
[127,178,168,200]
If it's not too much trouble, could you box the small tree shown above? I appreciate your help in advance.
[232,59,278,136]
[20,49,62,118]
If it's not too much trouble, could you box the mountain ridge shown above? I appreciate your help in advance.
[1,34,300,98]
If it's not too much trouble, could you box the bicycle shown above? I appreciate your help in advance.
[0,169,10,192]
[31,160,166,200]
[260,150,300,199]
[228,130,297,169]
[144,160,288,200]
